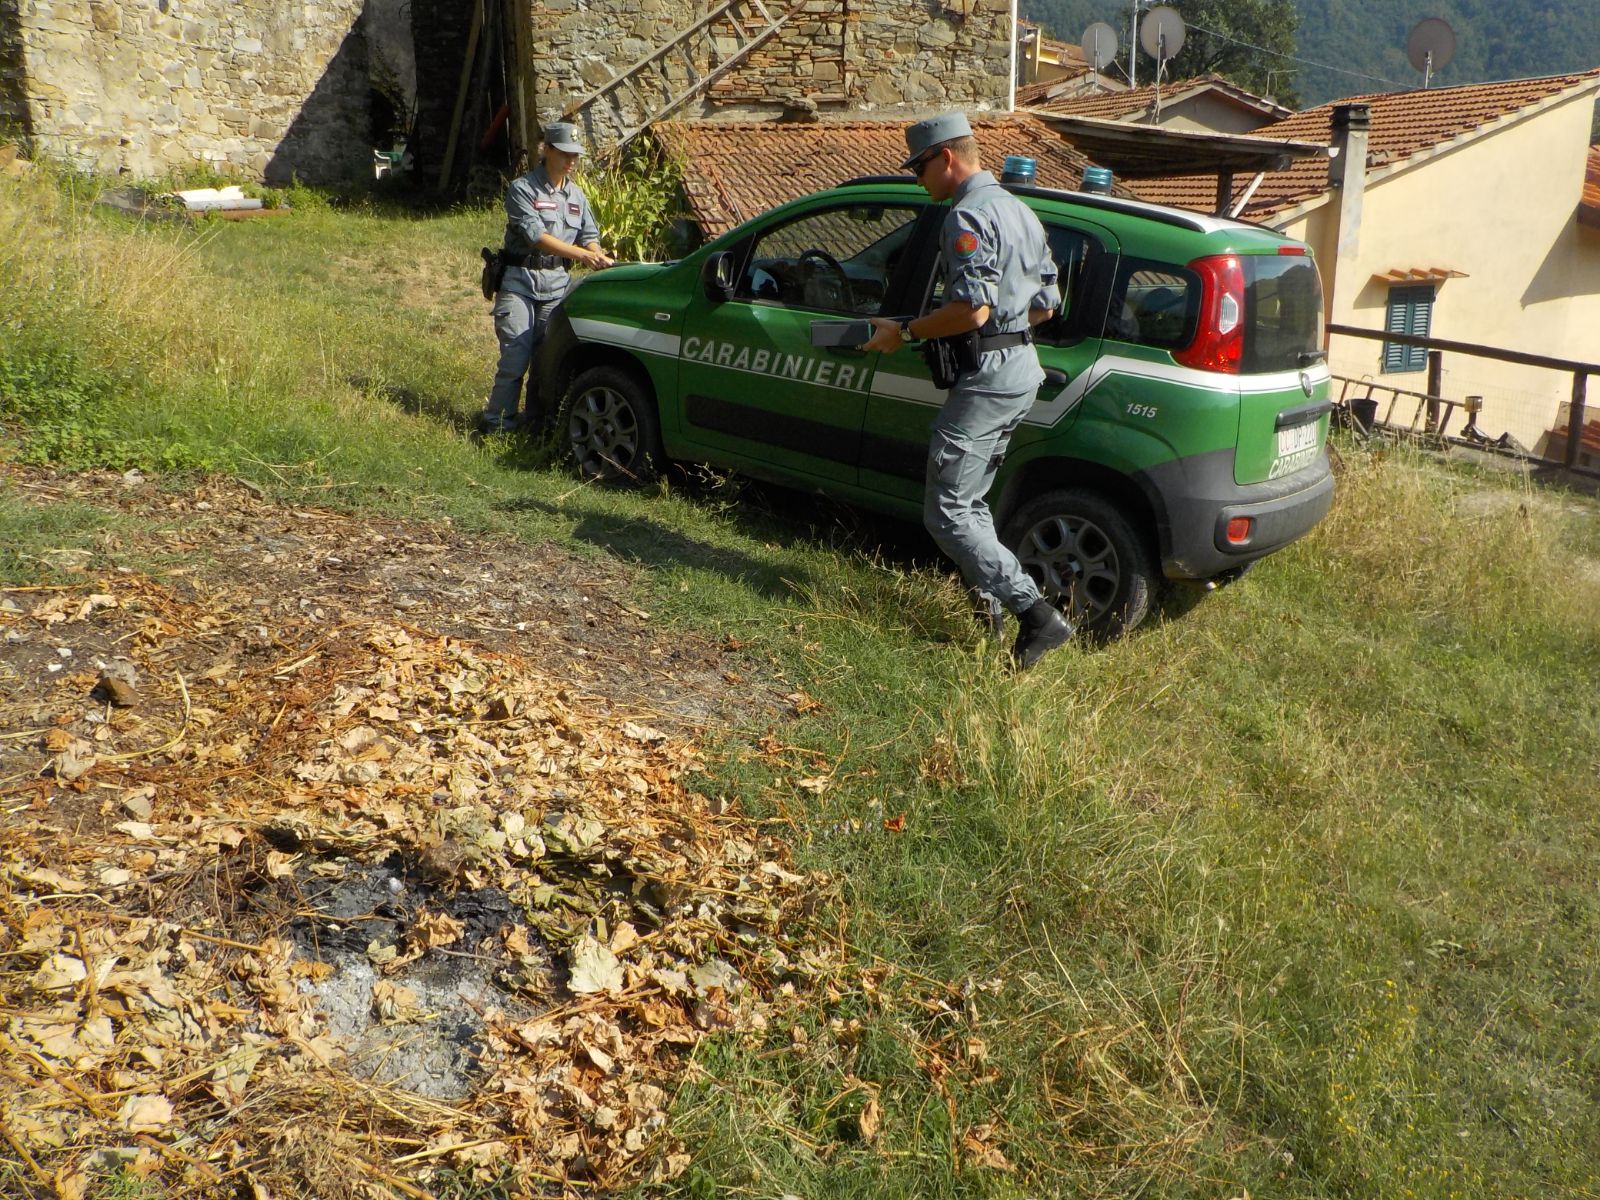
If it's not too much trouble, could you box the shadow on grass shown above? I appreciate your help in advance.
[497,493,820,603]
[352,374,477,435]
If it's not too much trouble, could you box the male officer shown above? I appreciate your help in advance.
[480,121,614,434]
[863,112,1075,669]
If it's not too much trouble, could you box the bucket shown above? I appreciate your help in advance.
[1350,397,1379,433]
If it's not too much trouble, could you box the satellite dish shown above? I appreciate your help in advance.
[1406,18,1456,86]
[1081,21,1117,72]
[1139,6,1186,63]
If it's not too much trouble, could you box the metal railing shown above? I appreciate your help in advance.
[1327,324,1597,477]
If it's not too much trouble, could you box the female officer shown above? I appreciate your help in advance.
[480,122,614,434]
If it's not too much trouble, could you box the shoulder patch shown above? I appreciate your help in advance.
[953,230,979,258]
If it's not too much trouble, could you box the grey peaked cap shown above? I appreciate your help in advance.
[542,122,584,153]
[899,111,974,169]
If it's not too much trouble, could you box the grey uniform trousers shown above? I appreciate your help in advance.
[924,384,1045,615]
[487,292,554,420]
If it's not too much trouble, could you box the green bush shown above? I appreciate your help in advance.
[580,148,688,262]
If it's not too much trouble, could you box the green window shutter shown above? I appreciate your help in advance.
[1382,285,1434,373]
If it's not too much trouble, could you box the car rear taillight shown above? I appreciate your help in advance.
[1175,255,1246,374]
[1225,516,1253,545]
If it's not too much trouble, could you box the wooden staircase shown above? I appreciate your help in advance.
[562,0,812,152]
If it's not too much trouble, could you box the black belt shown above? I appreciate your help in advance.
[501,251,569,270]
[977,329,1032,352]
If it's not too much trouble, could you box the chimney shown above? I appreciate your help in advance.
[1326,103,1371,324]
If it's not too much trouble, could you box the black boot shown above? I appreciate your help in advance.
[1011,599,1075,669]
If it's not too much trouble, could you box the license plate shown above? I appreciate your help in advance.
[1276,422,1320,456]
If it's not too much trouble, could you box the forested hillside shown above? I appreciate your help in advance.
[1021,0,1600,106]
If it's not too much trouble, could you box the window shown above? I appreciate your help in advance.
[1034,224,1101,347]
[1242,255,1323,373]
[1382,284,1434,373]
[1106,258,1199,349]
[922,221,1102,346]
[738,205,920,316]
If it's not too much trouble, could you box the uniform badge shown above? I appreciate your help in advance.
[953,231,979,258]
[568,203,581,215]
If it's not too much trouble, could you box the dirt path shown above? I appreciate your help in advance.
[3,465,762,735]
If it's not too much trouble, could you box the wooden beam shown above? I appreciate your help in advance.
[1213,170,1233,215]
[437,0,485,192]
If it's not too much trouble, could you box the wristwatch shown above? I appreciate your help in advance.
[898,318,916,343]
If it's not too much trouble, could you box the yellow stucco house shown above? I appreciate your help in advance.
[1134,71,1600,459]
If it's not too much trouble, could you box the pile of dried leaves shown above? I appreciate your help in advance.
[1,573,838,1197]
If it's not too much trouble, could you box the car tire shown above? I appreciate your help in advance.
[1001,489,1156,638]
[559,365,665,485]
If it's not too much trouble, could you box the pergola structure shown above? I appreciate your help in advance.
[1030,112,1330,217]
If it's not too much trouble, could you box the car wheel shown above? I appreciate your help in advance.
[559,365,665,484]
[1001,489,1156,638]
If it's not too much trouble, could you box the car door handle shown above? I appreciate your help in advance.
[1042,368,1070,387]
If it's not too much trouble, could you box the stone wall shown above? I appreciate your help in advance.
[533,0,1014,150]
[0,0,1016,184]
[0,0,374,184]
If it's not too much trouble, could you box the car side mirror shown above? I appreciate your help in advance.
[701,251,737,303]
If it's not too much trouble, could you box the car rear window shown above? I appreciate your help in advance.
[1242,254,1323,373]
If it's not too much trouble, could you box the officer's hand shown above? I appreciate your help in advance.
[576,247,613,270]
[862,316,904,354]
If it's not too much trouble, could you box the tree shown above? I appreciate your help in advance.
[1022,0,1300,108]
[1162,0,1300,107]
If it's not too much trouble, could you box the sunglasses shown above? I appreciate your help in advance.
[909,148,943,177]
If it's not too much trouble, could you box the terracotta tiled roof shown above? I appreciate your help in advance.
[653,115,1104,238]
[1581,144,1600,229]
[1130,69,1600,220]
[1369,266,1467,284]
[1015,74,1102,109]
[1024,74,1290,123]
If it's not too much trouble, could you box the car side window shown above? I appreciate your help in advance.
[737,205,920,316]
[1106,258,1199,349]
[923,221,1102,348]
[1034,224,1098,348]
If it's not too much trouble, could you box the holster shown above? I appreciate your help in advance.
[479,247,506,300]
[920,331,982,389]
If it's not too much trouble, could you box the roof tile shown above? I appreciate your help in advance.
[1024,74,1289,123]
[1581,144,1600,229]
[1131,70,1600,219]
[653,115,1102,238]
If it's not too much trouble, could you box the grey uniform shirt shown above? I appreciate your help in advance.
[501,164,601,302]
[941,170,1060,397]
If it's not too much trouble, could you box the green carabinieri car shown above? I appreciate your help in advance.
[532,176,1334,636]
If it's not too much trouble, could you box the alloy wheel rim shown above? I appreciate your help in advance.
[1016,513,1121,622]
[568,386,641,478]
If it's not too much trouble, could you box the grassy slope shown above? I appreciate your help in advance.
[3,170,1599,1200]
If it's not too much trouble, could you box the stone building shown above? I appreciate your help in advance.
[537,0,1014,142]
[0,0,392,183]
[0,0,1017,184]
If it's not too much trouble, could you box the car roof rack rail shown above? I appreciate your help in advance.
[833,176,1212,233]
